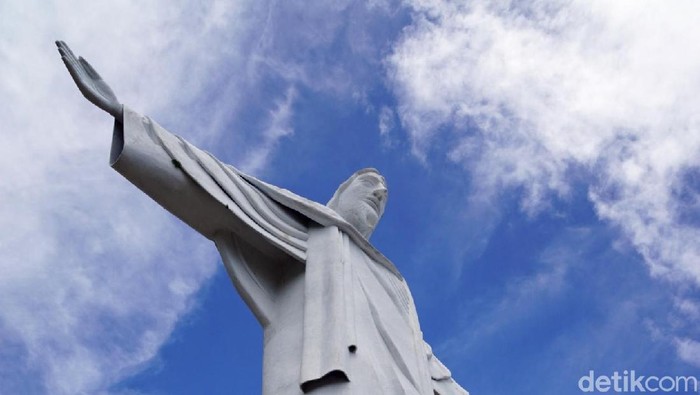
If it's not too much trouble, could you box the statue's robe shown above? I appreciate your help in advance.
[109,107,468,395]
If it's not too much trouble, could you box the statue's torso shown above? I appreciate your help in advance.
[250,232,432,395]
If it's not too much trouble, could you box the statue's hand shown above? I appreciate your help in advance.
[56,40,123,122]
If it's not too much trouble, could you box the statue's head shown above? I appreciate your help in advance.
[327,168,388,239]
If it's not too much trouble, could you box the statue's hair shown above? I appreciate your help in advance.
[327,168,386,210]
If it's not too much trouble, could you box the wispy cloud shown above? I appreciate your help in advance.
[246,0,404,96]
[240,86,297,174]
[438,227,574,357]
[378,105,398,148]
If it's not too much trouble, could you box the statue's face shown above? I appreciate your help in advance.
[334,172,388,238]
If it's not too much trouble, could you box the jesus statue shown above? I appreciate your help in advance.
[56,40,468,395]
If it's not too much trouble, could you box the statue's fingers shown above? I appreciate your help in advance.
[55,42,93,84]
[57,42,86,81]
[78,57,102,80]
[56,40,78,60]
[60,55,81,81]
[57,45,74,63]
[55,40,66,55]
[57,46,68,60]
[61,57,97,104]
[61,54,89,84]
[56,41,77,64]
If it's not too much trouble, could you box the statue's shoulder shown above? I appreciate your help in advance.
[237,170,342,223]
[237,170,403,279]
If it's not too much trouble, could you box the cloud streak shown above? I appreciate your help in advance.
[240,86,297,174]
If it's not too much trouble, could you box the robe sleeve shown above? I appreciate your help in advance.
[109,106,309,262]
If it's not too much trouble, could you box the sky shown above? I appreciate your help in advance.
[1,1,700,394]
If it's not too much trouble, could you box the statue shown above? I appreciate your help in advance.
[56,40,469,395]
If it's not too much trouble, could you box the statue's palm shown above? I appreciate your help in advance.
[56,40,122,121]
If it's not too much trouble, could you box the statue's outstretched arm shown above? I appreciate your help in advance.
[56,40,123,123]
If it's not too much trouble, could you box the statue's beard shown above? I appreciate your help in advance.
[336,202,380,239]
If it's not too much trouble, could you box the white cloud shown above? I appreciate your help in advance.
[388,0,700,365]
[0,1,260,393]
[389,0,700,288]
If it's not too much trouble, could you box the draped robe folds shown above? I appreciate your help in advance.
[109,106,468,395]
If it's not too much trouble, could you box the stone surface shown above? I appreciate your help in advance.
[58,40,469,395]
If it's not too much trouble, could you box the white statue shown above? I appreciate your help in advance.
[57,40,468,395]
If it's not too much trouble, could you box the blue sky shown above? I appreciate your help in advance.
[2,1,700,394]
